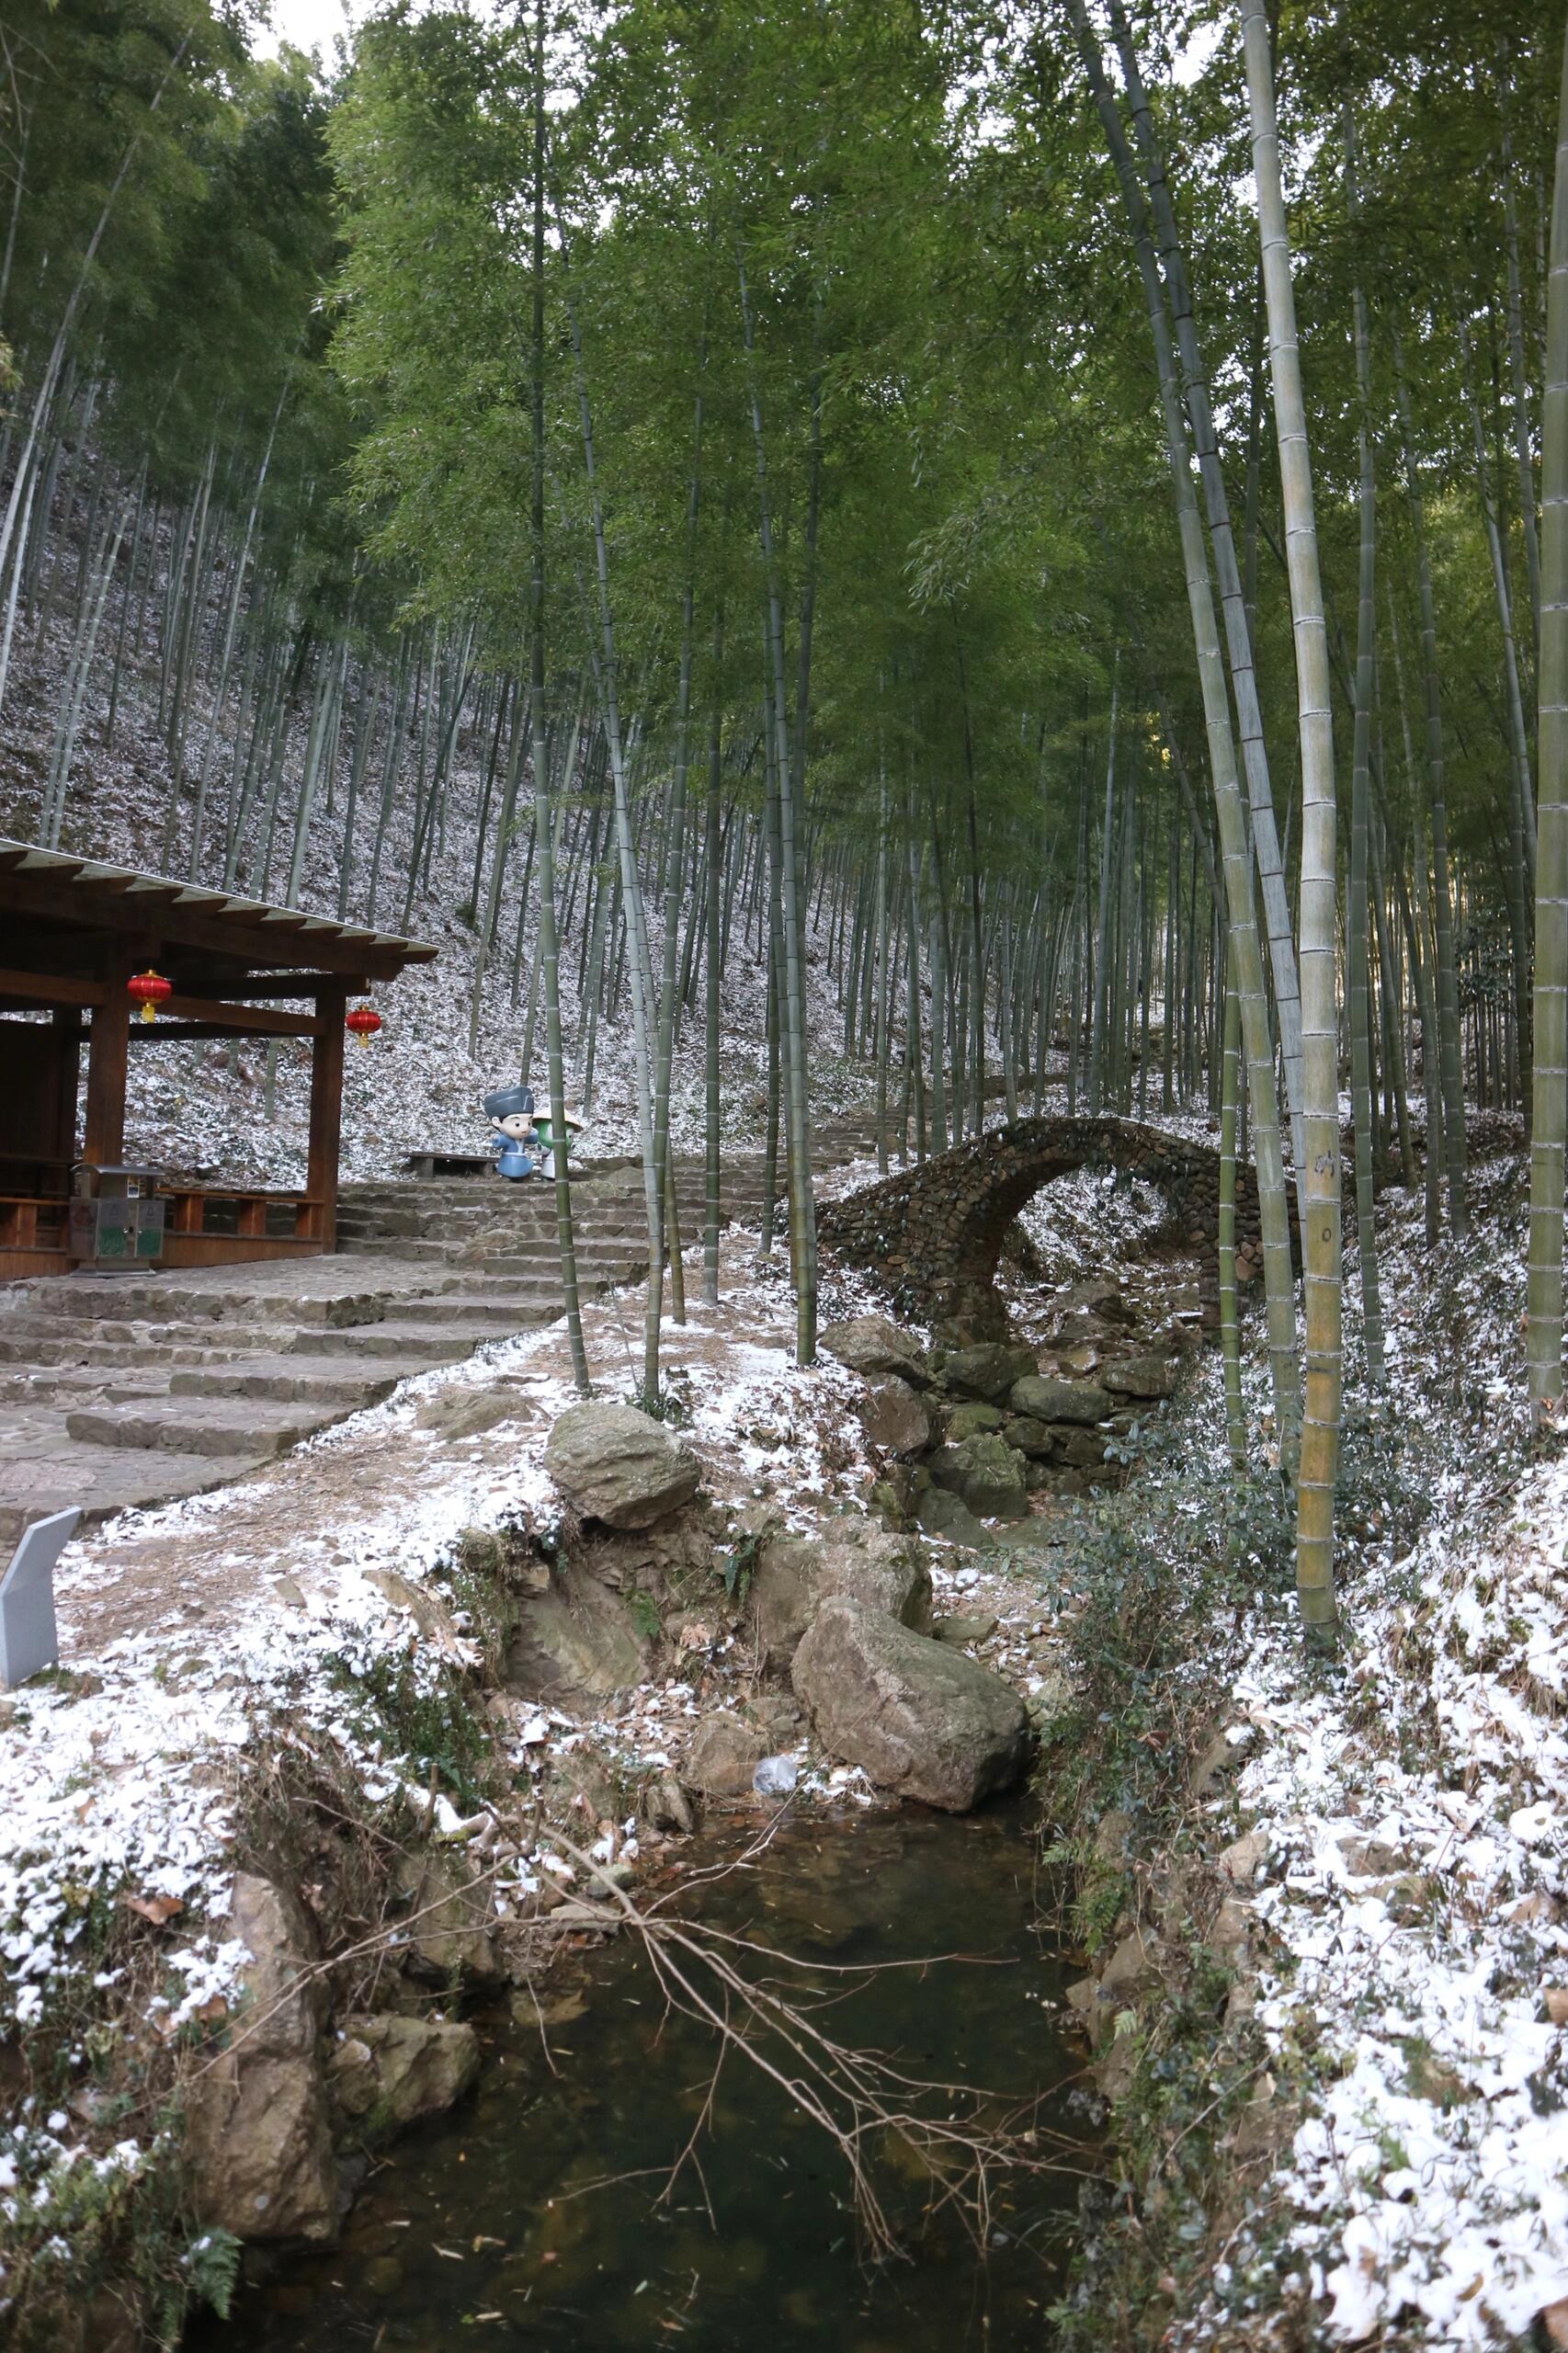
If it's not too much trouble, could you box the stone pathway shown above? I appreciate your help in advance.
[0,1123,882,1545]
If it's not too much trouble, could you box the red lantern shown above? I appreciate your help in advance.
[128,968,172,1025]
[346,1004,382,1050]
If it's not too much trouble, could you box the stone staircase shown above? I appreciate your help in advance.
[0,1119,885,1544]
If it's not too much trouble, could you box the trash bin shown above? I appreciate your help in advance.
[68,1165,166,1269]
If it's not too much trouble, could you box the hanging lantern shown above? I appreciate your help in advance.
[346,1004,382,1050]
[128,968,172,1025]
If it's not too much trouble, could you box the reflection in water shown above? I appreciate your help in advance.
[201,1800,1089,2352]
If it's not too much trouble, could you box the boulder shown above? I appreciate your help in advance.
[642,1770,696,1834]
[942,1342,1038,1404]
[945,1400,1006,1443]
[792,1597,1029,1811]
[822,1314,932,1387]
[1008,1375,1111,1426]
[935,1613,998,1646]
[684,1712,768,1797]
[858,1375,932,1458]
[1100,1923,1164,2001]
[329,2015,480,2130]
[926,1444,969,1495]
[185,1874,335,2242]
[929,1432,1028,1521]
[505,1563,649,1710]
[575,1512,715,1592]
[460,1525,551,1597]
[363,1567,469,1658]
[750,1520,932,1672]
[395,1847,506,1984]
[1189,1720,1259,1796]
[742,1690,805,1744]
[1057,1426,1109,1471]
[1101,1356,1177,1401]
[1060,1279,1134,1324]
[915,1485,996,1550]
[957,1434,1029,1520]
[1001,1415,1056,1459]
[1065,1972,1116,2047]
[417,1385,525,1439]
[544,1402,701,1529]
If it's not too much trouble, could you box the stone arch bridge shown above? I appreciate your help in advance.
[817,1115,1280,1342]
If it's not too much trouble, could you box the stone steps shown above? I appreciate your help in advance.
[480,1259,642,1281]
[0,1369,169,1405]
[0,1328,257,1369]
[0,1131,876,1530]
[65,1396,341,1459]
[381,1294,560,1329]
[301,1320,540,1360]
[0,1446,268,1553]
[167,1359,406,1407]
[338,1235,457,1260]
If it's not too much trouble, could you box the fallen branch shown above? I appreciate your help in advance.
[540,1824,1093,2264]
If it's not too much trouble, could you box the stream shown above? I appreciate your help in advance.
[204,1798,1088,2351]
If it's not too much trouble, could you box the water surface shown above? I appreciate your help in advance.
[208,1800,1087,2351]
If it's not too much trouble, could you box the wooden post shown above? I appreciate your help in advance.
[306,983,347,1249]
[83,968,130,1166]
[51,1010,80,1168]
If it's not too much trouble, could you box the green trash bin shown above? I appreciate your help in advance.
[68,1165,165,1268]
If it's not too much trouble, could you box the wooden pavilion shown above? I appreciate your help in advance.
[0,837,437,1279]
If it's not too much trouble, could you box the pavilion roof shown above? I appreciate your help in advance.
[0,839,437,994]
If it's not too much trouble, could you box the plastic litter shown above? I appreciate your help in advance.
[753,1754,800,1796]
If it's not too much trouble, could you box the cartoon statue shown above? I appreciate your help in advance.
[533,1101,585,1178]
[483,1084,540,1180]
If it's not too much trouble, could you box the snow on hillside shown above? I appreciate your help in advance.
[1168,1160,1568,2349]
[0,498,889,1187]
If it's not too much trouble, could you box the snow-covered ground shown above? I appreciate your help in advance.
[5,1132,1563,2345]
[1160,1160,1568,2349]
[0,1230,904,2279]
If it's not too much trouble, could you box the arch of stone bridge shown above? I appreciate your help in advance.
[816,1115,1273,1343]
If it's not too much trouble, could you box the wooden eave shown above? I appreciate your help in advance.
[0,840,437,990]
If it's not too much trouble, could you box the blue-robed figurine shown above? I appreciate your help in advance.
[483,1083,540,1180]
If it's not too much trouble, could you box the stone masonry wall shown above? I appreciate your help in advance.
[818,1116,1279,1340]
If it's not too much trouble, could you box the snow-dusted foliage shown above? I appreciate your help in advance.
[1170,1162,1568,2347]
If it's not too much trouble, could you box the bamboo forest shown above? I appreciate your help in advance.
[6,0,1568,2346]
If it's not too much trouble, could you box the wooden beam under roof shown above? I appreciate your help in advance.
[0,839,436,981]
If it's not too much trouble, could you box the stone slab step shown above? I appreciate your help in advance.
[483,1262,636,1286]
[167,1358,405,1407]
[388,1296,562,1328]
[0,1327,257,1369]
[0,1370,170,1405]
[338,1237,459,1260]
[303,1316,551,1358]
[508,1237,665,1260]
[0,1447,270,1552]
[65,1397,339,1458]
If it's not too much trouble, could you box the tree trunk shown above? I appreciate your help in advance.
[1528,9,1568,1427]
[1243,0,1342,1650]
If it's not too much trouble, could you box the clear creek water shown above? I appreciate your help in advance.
[204,1798,1089,2351]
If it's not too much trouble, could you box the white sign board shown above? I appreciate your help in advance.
[0,1508,81,1688]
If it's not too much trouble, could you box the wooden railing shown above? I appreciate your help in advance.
[0,1184,332,1281]
[0,1194,70,1279]
[160,1187,328,1264]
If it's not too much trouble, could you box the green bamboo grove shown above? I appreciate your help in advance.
[3,0,1566,1643]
